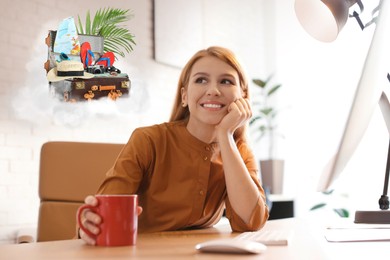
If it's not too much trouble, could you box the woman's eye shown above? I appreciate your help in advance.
[221,79,234,85]
[195,77,207,84]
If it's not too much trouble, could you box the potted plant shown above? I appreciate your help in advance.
[250,75,284,194]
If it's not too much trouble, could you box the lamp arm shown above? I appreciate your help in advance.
[352,0,364,11]
[351,11,365,30]
[378,91,390,210]
[379,140,390,210]
[348,0,365,30]
[350,0,382,30]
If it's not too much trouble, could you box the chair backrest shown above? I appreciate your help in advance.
[37,141,124,242]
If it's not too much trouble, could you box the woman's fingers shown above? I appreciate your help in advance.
[79,195,101,245]
[84,210,101,225]
[85,195,98,206]
[79,227,97,246]
[137,206,143,216]
[79,209,100,246]
[233,98,252,121]
[82,217,100,235]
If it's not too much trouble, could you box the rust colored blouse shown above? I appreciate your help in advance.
[97,120,268,233]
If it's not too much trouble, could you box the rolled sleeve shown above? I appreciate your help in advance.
[225,194,269,232]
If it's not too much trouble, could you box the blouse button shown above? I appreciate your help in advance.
[199,190,204,196]
[203,156,208,161]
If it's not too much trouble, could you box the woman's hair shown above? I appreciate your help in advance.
[169,46,250,143]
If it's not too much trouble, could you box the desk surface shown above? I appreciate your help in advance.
[1,218,388,259]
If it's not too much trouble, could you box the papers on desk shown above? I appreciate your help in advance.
[325,223,390,242]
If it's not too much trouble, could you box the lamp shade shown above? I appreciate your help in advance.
[295,0,357,42]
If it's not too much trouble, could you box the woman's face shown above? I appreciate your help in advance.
[182,56,243,127]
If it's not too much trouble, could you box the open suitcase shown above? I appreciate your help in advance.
[45,30,131,102]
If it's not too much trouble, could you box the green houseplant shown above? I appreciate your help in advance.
[310,189,350,218]
[250,75,283,158]
[250,75,284,194]
[76,7,136,58]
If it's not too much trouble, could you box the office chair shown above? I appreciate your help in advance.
[37,141,124,242]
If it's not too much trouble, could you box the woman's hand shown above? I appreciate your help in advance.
[78,195,101,245]
[216,98,252,135]
[78,195,143,246]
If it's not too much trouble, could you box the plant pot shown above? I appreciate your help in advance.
[260,159,284,194]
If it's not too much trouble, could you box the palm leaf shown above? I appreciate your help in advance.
[99,26,135,56]
[76,7,136,58]
[86,11,91,34]
[77,15,84,34]
[91,8,130,34]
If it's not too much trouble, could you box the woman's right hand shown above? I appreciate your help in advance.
[78,195,101,246]
[78,195,143,246]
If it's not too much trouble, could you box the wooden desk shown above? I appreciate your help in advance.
[1,218,388,259]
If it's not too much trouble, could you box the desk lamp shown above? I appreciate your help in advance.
[294,0,378,42]
[295,0,390,224]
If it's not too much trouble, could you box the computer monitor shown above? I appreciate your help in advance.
[317,0,390,223]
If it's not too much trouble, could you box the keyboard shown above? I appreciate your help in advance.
[234,230,293,246]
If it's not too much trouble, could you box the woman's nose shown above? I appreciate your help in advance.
[206,84,221,96]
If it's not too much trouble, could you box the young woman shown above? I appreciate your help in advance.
[78,46,269,245]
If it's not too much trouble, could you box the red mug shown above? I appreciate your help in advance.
[77,194,138,246]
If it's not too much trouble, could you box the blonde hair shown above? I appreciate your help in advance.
[169,46,250,143]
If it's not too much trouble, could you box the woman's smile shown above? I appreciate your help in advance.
[201,101,226,110]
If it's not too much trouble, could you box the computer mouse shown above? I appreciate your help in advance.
[195,238,267,254]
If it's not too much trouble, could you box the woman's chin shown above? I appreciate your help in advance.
[202,118,223,127]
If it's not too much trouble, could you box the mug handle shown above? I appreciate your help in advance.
[77,204,97,238]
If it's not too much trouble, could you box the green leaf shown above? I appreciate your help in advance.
[76,7,136,58]
[249,116,262,125]
[310,203,327,211]
[334,208,349,218]
[260,108,274,116]
[267,84,282,96]
[322,189,334,195]
[77,16,84,34]
[252,79,266,88]
[85,11,91,34]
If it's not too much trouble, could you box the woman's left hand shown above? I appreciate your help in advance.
[216,98,252,134]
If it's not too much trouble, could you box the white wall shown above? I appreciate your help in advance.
[0,0,386,243]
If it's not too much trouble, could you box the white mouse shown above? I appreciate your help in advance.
[195,238,267,254]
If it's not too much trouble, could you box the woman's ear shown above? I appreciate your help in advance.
[181,87,188,107]
[240,87,247,98]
